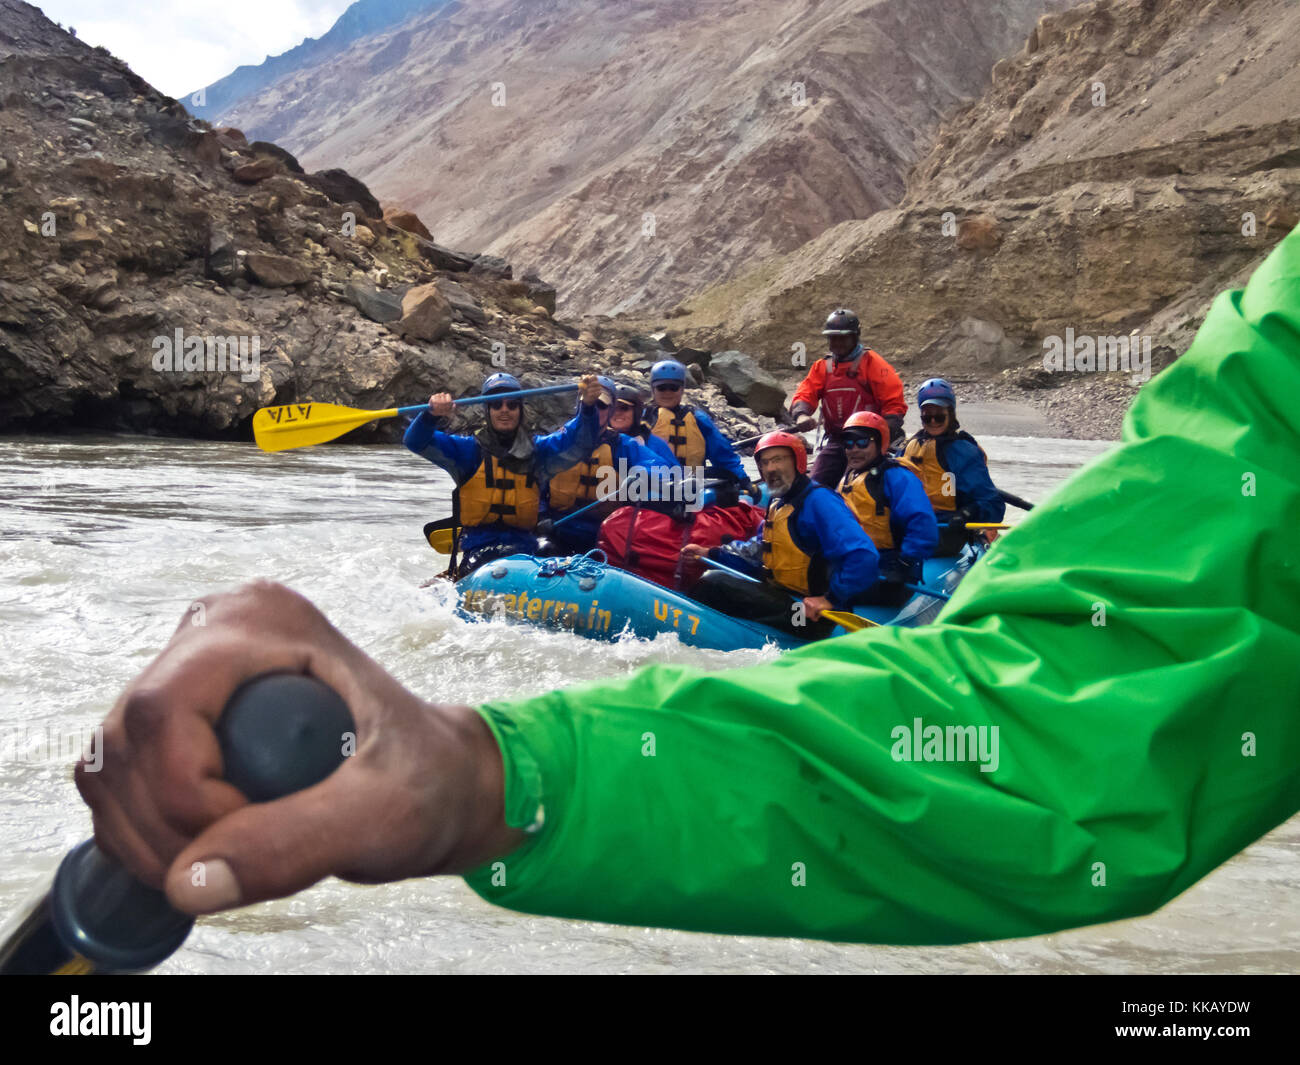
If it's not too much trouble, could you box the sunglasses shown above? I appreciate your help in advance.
[487,399,522,411]
[920,410,948,424]
[615,400,635,409]
[595,399,612,411]
[843,436,877,450]
[654,383,683,392]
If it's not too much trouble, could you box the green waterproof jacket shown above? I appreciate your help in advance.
[464,225,1300,944]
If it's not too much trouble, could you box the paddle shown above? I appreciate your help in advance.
[999,489,1035,511]
[252,383,580,452]
[696,557,879,629]
[424,518,458,554]
[938,522,1009,530]
[0,674,353,975]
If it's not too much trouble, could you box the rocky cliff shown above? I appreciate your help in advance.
[213,0,1070,316]
[642,0,1300,436]
[0,0,778,443]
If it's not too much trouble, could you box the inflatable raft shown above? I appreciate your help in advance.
[455,548,979,652]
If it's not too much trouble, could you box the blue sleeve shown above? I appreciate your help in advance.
[711,534,767,579]
[946,441,1006,523]
[644,433,681,466]
[693,410,749,483]
[617,435,675,472]
[533,406,601,478]
[886,467,939,560]
[799,488,880,608]
[402,411,481,484]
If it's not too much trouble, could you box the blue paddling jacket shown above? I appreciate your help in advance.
[713,476,879,608]
[404,406,600,553]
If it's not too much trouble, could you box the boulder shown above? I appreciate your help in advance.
[382,206,432,240]
[418,240,475,273]
[470,254,512,279]
[305,168,382,221]
[707,351,786,416]
[244,252,312,287]
[344,280,404,324]
[436,278,486,324]
[205,229,241,285]
[214,127,247,145]
[394,282,453,342]
[520,271,557,314]
[675,346,711,370]
[956,215,1002,253]
[248,140,304,175]
[231,158,279,184]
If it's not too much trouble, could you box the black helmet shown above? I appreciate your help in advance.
[614,383,643,420]
[822,308,860,336]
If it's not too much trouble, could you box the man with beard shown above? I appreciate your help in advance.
[404,372,604,576]
[680,431,878,637]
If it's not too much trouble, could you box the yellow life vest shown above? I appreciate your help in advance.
[838,457,923,550]
[902,431,985,515]
[650,405,706,468]
[548,442,614,512]
[457,453,539,530]
[760,489,824,596]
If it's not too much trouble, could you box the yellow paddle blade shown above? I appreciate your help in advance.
[427,527,457,553]
[965,523,1010,530]
[252,402,401,452]
[822,610,878,631]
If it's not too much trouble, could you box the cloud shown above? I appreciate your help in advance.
[36,0,355,98]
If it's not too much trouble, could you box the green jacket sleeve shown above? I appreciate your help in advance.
[463,226,1300,944]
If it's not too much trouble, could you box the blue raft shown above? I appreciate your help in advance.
[455,549,979,652]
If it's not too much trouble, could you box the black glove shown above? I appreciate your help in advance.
[536,518,555,537]
[945,509,974,530]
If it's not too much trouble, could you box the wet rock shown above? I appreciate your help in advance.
[707,351,785,416]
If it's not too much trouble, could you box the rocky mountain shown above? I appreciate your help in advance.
[0,0,779,442]
[212,0,1071,316]
[644,0,1300,436]
[187,0,453,124]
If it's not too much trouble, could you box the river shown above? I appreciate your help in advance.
[0,433,1295,973]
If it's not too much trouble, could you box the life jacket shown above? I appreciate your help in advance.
[820,352,884,436]
[457,452,540,530]
[649,405,707,468]
[548,441,615,511]
[838,457,923,550]
[903,430,986,515]
[760,479,826,597]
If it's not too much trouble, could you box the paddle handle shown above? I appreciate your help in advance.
[50,674,355,973]
[396,383,581,417]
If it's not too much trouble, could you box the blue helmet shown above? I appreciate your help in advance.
[482,372,522,396]
[916,378,957,409]
[650,360,687,386]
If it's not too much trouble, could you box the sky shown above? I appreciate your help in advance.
[33,0,357,99]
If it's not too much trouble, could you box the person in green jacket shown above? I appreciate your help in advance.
[74,226,1300,946]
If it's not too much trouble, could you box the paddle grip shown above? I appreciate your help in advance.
[50,674,355,973]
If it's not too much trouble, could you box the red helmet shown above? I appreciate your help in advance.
[754,431,808,474]
[842,410,889,453]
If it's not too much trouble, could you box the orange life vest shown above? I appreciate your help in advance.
[548,443,614,511]
[838,457,923,550]
[902,430,986,515]
[760,483,825,596]
[457,453,539,530]
[649,405,706,468]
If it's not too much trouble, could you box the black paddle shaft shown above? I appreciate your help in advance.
[46,673,355,973]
